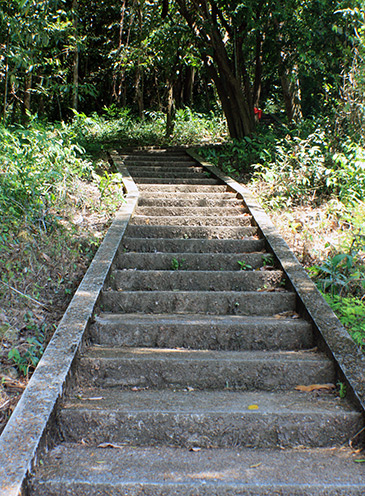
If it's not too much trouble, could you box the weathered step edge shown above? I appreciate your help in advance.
[0,154,139,496]
[187,148,365,415]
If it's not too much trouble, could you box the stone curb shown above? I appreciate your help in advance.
[0,153,138,496]
[188,149,365,413]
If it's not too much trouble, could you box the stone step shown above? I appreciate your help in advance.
[111,270,284,292]
[134,177,221,185]
[58,389,360,448]
[130,214,253,227]
[77,348,334,391]
[137,184,229,192]
[124,225,259,239]
[129,169,206,178]
[90,313,313,350]
[127,165,204,173]
[115,252,267,270]
[123,157,196,164]
[134,206,248,216]
[30,444,365,496]
[123,159,198,165]
[121,237,265,253]
[137,197,244,207]
[139,191,238,200]
[100,290,296,315]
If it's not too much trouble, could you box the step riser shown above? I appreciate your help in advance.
[90,316,313,350]
[137,185,229,192]
[134,178,221,185]
[130,171,206,178]
[116,253,267,270]
[125,225,258,239]
[138,193,238,200]
[134,206,247,216]
[127,166,204,172]
[100,291,296,316]
[124,159,197,165]
[60,410,360,449]
[77,356,334,391]
[137,198,243,207]
[130,216,253,227]
[111,270,283,291]
[121,238,265,253]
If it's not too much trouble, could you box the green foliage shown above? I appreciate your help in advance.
[201,118,365,209]
[0,120,92,237]
[171,257,186,270]
[71,108,227,149]
[237,261,252,271]
[322,294,365,349]
[309,253,363,296]
[8,314,45,377]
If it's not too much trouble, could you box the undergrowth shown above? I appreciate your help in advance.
[0,116,125,394]
[199,118,365,350]
[72,107,227,155]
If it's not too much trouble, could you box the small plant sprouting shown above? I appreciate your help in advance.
[262,254,275,267]
[171,258,185,270]
[237,260,252,271]
[8,332,45,377]
[337,381,347,399]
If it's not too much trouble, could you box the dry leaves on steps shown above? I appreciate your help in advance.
[295,384,335,392]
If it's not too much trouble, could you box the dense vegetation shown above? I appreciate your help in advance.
[0,0,364,403]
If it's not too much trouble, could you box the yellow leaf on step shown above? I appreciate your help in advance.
[295,384,335,392]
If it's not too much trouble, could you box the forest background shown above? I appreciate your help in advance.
[0,0,365,424]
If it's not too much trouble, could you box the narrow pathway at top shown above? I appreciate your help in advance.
[30,148,364,495]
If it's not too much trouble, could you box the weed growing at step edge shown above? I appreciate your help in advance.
[237,261,252,270]
[171,258,186,270]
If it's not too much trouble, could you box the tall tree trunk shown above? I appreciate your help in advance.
[22,73,32,124]
[2,31,10,122]
[135,64,144,118]
[165,79,175,137]
[279,62,303,123]
[274,18,302,123]
[175,0,256,138]
[206,59,255,138]
[183,66,195,107]
[72,0,79,111]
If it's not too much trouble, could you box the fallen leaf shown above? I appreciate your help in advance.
[249,462,262,468]
[295,384,335,392]
[81,396,104,401]
[248,404,259,410]
[98,442,125,450]
[41,252,52,264]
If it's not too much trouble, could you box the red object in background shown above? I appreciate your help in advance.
[254,107,262,120]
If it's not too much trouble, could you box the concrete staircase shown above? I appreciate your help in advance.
[31,149,364,495]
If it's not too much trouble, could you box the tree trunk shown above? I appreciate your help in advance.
[165,79,175,137]
[279,63,303,123]
[175,0,255,138]
[183,66,195,107]
[135,64,144,118]
[206,60,255,138]
[72,0,79,111]
[22,73,32,124]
